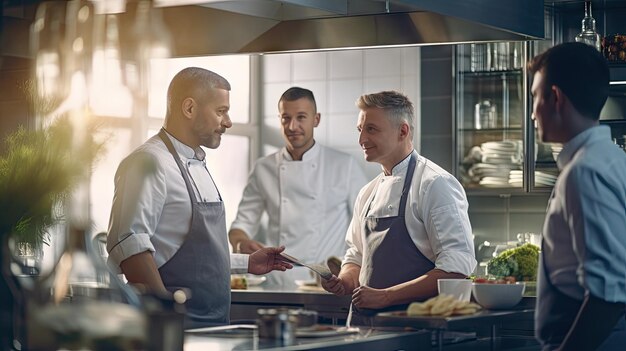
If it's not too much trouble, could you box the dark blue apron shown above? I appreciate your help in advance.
[157,129,231,329]
[348,152,436,326]
[536,225,626,350]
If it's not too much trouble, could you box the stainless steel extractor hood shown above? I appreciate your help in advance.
[157,0,545,56]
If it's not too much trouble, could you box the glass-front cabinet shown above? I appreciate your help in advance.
[454,42,559,193]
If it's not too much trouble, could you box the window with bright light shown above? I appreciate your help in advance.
[90,55,254,236]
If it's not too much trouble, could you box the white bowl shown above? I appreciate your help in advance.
[472,282,525,309]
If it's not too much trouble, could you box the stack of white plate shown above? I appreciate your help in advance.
[481,140,523,164]
[479,176,514,188]
[474,140,523,187]
[551,144,563,162]
[509,170,558,187]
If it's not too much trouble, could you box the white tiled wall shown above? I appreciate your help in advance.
[260,47,421,179]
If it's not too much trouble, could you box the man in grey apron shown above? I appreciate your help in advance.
[107,67,291,329]
[322,91,476,326]
[157,128,231,328]
[528,43,626,350]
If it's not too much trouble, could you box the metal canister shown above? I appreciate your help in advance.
[257,308,297,344]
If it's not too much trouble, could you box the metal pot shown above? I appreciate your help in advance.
[257,308,297,344]
[256,308,318,343]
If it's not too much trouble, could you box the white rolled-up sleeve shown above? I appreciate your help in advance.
[343,186,370,268]
[107,152,165,272]
[230,253,250,274]
[419,175,476,276]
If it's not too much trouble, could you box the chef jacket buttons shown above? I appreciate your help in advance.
[388,205,393,210]
[280,166,286,171]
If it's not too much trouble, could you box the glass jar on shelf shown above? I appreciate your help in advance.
[474,100,498,129]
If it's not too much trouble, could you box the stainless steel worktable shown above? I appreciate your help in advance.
[185,327,430,351]
[374,300,536,351]
[375,308,535,330]
[230,285,351,323]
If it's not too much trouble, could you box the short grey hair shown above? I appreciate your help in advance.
[167,67,231,116]
[356,91,414,135]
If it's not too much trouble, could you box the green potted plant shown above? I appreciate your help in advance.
[0,83,104,348]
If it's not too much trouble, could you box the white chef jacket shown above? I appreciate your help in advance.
[344,151,476,276]
[107,131,248,273]
[230,142,367,284]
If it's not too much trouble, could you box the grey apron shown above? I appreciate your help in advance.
[157,129,231,329]
[348,152,436,326]
[536,227,626,350]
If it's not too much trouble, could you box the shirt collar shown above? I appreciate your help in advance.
[163,130,201,161]
[557,125,611,170]
[281,141,320,161]
[388,150,417,176]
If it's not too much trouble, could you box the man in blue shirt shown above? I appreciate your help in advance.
[529,42,626,350]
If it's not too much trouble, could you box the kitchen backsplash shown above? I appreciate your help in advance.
[259,47,421,180]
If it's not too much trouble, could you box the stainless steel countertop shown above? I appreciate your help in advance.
[375,307,535,330]
[184,327,430,351]
[231,284,351,305]
[230,283,352,322]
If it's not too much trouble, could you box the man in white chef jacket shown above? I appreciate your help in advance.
[529,43,626,350]
[228,87,367,287]
[107,67,292,328]
[321,91,476,326]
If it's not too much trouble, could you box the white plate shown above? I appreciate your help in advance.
[246,275,267,286]
[535,171,558,179]
[481,140,521,151]
[471,169,512,178]
[481,155,522,165]
[479,179,511,188]
[479,182,516,188]
[480,176,510,183]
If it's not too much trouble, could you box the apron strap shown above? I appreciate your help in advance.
[398,152,417,217]
[158,128,199,204]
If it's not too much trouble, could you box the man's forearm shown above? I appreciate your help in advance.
[387,269,466,305]
[228,228,250,252]
[558,294,625,351]
[120,251,168,295]
[338,263,361,294]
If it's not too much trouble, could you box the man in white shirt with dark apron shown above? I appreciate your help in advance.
[107,67,292,328]
[529,43,626,350]
[322,91,476,326]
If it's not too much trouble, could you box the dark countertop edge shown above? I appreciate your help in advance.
[231,288,352,305]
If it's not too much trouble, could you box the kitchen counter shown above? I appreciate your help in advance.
[185,327,430,351]
[231,284,351,324]
[375,297,537,351]
[230,286,537,350]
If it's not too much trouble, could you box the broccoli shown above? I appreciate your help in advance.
[487,243,540,281]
